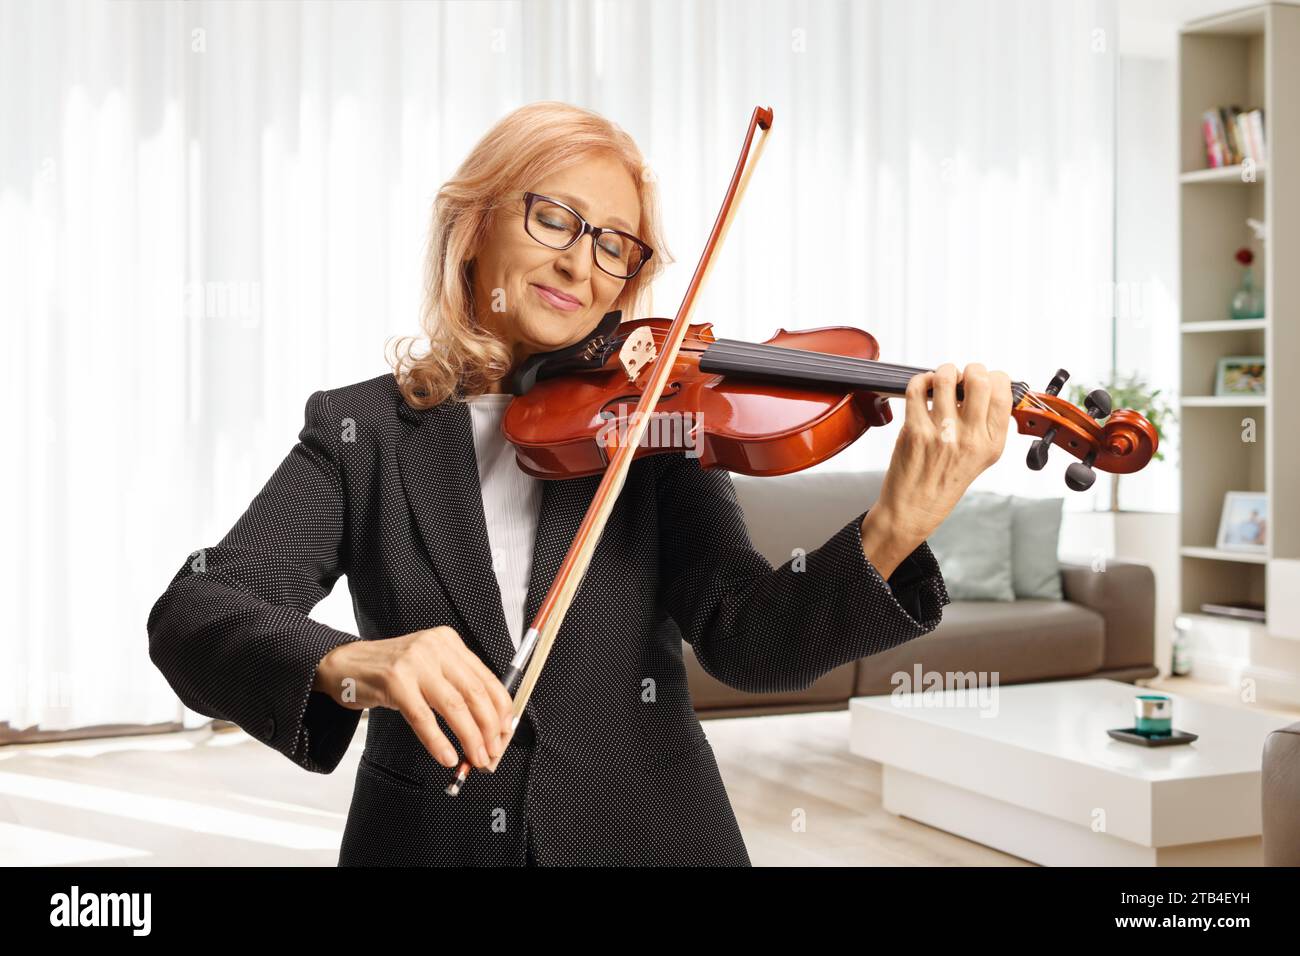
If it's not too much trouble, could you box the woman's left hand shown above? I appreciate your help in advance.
[860,362,1012,577]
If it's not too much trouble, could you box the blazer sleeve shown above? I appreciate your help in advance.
[657,453,950,694]
[147,389,364,774]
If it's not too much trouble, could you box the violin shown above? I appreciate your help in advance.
[502,308,1158,491]
[444,103,1157,796]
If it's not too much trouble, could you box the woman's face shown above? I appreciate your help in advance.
[471,152,643,374]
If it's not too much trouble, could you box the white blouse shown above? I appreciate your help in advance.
[463,393,543,651]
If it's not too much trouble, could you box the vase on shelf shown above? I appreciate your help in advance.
[1230,247,1265,320]
[1230,268,1264,320]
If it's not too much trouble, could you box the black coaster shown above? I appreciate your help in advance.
[1107,726,1199,747]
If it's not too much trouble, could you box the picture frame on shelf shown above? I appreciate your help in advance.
[1214,355,1265,396]
[1215,491,1268,553]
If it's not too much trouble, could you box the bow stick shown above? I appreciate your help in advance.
[446,105,774,795]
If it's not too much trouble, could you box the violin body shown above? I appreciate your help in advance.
[504,315,1159,485]
[504,317,899,479]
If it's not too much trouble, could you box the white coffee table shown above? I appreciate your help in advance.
[848,678,1293,866]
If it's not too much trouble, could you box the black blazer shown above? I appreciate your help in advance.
[147,370,950,866]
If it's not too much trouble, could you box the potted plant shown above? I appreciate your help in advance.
[1068,372,1177,512]
[1062,373,1179,679]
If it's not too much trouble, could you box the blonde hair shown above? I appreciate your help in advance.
[388,101,673,409]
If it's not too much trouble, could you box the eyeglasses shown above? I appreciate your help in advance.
[521,191,654,280]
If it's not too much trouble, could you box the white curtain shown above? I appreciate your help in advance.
[0,0,1117,735]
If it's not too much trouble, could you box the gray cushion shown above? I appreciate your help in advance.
[1010,495,1064,599]
[732,471,885,567]
[926,492,1015,601]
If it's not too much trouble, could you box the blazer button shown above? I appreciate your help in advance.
[261,716,276,741]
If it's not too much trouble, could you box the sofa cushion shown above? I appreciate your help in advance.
[854,598,1105,694]
[927,492,1016,600]
[1011,495,1064,599]
[732,471,885,567]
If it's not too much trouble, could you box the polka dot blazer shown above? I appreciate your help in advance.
[147,370,949,866]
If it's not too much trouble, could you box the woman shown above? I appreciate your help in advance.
[147,101,1012,867]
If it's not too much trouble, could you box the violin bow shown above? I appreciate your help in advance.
[445,105,775,795]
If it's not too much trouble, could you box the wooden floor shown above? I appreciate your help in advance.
[0,708,1027,866]
[703,710,1027,865]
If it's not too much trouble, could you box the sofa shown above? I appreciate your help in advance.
[1263,722,1300,866]
[684,469,1159,717]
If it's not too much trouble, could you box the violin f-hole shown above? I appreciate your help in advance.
[599,380,683,420]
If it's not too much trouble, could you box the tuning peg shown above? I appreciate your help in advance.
[1065,449,1099,492]
[1084,388,1112,420]
[1046,369,1069,396]
[1026,425,1058,471]
[1065,461,1095,491]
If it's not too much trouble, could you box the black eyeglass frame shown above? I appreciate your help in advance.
[521,191,654,280]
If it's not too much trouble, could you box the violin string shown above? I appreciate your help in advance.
[634,330,929,378]
[660,335,1066,416]
[640,335,949,389]
[709,337,932,376]
[697,339,1064,416]
[706,338,1039,394]
[616,332,1075,421]
[706,338,963,386]
[629,327,920,366]
[635,332,990,390]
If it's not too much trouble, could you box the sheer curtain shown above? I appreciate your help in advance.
[0,0,1116,735]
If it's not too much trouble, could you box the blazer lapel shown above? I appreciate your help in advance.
[396,398,516,675]
[396,395,602,678]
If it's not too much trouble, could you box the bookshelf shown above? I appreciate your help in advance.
[1178,4,1300,654]
[1179,162,1268,184]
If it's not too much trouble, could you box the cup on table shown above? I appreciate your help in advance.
[1135,694,1172,735]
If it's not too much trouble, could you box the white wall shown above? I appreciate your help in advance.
[1112,53,1180,514]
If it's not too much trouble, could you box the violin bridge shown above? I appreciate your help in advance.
[619,326,657,382]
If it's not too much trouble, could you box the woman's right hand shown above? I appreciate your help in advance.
[312,626,514,771]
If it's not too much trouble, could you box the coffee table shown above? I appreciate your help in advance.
[848,678,1293,865]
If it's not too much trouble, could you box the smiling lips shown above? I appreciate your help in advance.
[532,283,583,312]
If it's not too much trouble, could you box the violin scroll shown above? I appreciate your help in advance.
[1012,368,1158,491]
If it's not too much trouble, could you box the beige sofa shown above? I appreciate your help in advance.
[686,470,1158,717]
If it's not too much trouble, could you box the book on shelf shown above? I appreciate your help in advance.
[1199,601,1267,622]
[1201,106,1266,168]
